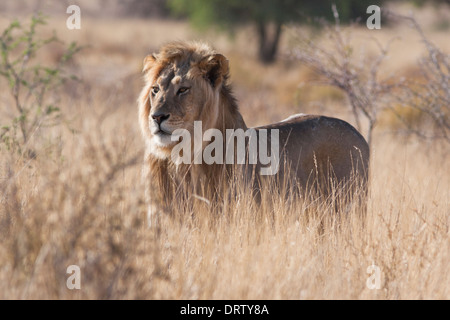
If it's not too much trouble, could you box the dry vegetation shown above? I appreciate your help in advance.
[0,2,449,299]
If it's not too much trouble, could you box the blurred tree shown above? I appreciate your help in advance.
[120,0,170,18]
[169,0,384,64]
[410,0,450,6]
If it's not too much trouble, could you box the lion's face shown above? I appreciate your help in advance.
[139,42,229,159]
[147,64,199,148]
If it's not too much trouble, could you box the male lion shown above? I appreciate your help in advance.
[139,41,369,225]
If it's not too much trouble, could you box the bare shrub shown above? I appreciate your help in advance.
[386,11,449,143]
[290,7,449,147]
[290,6,401,148]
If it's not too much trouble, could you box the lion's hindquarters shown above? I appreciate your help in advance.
[266,116,369,204]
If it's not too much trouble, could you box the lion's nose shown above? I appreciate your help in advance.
[151,113,170,125]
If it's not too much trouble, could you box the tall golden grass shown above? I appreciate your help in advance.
[0,4,449,299]
[1,109,448,299]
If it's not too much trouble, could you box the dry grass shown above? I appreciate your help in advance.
[1,121,448,299]
[0,2,449,300]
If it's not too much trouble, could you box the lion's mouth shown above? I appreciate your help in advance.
[154,128,171,136]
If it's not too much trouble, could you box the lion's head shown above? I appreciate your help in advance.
[138,41,241,160]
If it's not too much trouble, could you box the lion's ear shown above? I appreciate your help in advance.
[143,53,158,73]
[197,54,229,88]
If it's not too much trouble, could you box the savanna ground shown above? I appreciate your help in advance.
[0,1,448,299]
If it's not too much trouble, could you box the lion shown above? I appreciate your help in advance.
[138,41,369,225]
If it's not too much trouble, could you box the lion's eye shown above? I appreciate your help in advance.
[177,87,190,95]
[151,86,160,95]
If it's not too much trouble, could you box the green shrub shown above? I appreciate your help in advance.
[0,13,81,156]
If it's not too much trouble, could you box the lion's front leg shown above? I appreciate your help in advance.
[146,200,171,228]
[146,202,159,228]
[143,155,173,228]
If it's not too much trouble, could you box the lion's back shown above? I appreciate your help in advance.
[255,114,369,187]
